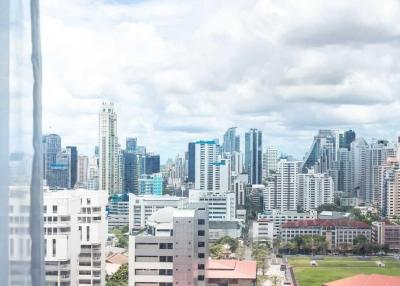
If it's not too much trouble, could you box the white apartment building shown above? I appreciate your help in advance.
[210,159,231,191]
[87,156,99,190]
[189,189,236,221]
[44,189,108,286]
[264,159,301,211]
[194,140,219,190]
[298,172,334,211]
[108,197,129,230]
[129,194,189,230]
[98,102,122,194]
[263,146,278,179]
[256,210,318,239]
[129,205,209,286]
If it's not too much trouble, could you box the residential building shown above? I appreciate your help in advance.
[245,129,262,184]
[77,155,89,188]
[108,194,129,230]
[129,206,209,286]
[138,173,163,195]
[378,158,400,218]
[232,173,248,207]
[264,159,301,211]
[207,259,257,286]
[128,194,188,230]
[194,140,219,190]
[87,155,99,191]
[281,219,371,249]
[350,138,369,202]
[189,189,236,221]
[298,172,334,211]
[372,221,400,251]
[43,189,108,286]
[98,102,121,194]
[188,142,196,183]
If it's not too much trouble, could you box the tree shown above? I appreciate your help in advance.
[213,236,239,252]
[252,243,269,275]
[353,235,369,255]
[210,243,225,259]
[112,227,129,249]
[106,264,128,286]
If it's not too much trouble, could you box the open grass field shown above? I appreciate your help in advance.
[288,256,400,286]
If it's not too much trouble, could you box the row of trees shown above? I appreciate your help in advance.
[279,234,390,256]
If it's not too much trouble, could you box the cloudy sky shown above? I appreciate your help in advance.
[39,0,400,161]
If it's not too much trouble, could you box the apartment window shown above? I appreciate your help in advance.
[160,243,173,249]
[198,241,205,247]
[86,226,90,241]
[198,275,205,281]
[198,264,205,270]
[198,253,205,258]
[198,230,205,236]
[52,239,56,257]
[43,206,47,213]
[52,205,57,214]
[160,256,173,262]
[87,198,91,205]
[198,219,205,225]
[79,226,82,240]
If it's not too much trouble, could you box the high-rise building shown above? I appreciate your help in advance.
[263,146,278,179]
[126,137,137,153]
[138,173,163,195]
[44,189,108,286]
[77,155,89,188]
[194,140,219,190]
[338,148,352,196]
[378,158,400,218]
[298,172,334,211]
[43,134,62,180]
[87,156,99,190]
[129,205,209,286]
[188,142,196,183]
[98,102,121,194]
[47,149,70,189]
[66,146,78,189]
[245,129,262,184]
[145,153,160,175]
[222,127,240,154]
[264,159,301,211]
[340,130,356,150]
[122,150,137,194]
[350,138,369,201]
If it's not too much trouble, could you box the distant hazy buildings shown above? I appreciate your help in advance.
[188,142,196,183]
[222,127,240,154]
[77,155,89,188]
[138,173,163,195]
[145,153,160,175]
[263,146,278,179]
[245,129,262,184]
[98,102,121,194]
[43,134,62,181]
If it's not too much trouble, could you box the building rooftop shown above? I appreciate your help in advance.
[323,274,400,286]
[147,207,175,224]
[207,259,257,280]
[282,218,369,229]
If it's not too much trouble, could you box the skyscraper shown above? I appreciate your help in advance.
[126,137,137,153]
[298,172,334,211]
[263,146,278,179]
[122,150,137,194]
[340,130,356,150]
[222,127,240,154]
[145,153,160,174]
[350,138,369,201]
[42,134,61,180]
[245,129,262,184]
[47,149,70,189]
[194,140,219,190]
[77,155,89,188]
[98,102,121,194]
[188,142,196,183]
[66,146,78,189]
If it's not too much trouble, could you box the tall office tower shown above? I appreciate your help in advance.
[263,146,278,179]
[222,127,240,154]
[338,148,352,196]
[245,129,263,184]
[98,102,121,194]
[302,129,340,173]
[367,140,396,203]
[66,146,78,188]
[378,158,400,218]
[44,189,108,286]
[298,172,334,211]
[138,173,163,195]
[230,151,244,176]
[145,153,161,174]
[126,137,137,153]
[188,142,196,183]
[350,138,369,201]
[87,156,99,190]
[77,155,89,187]
[47,149,70,189]
[43,134,62,180]
[122,150,137,194]
[136,146,146,156]
[194,140,219,190]
[264,159,301,211]
[340,130,356,150]
[129,205,209,286]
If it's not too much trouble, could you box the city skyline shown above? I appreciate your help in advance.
[37,0,400,160]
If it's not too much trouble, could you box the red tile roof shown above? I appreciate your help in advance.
[282,219,369,229]
[106,253,128,265]
[207,259,257,280]
[323,274,400,286]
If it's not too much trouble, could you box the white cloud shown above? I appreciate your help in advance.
[40,0,400,160]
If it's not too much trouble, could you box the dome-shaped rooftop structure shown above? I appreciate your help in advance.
[147,207,175,224]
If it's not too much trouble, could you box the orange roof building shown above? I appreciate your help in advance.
[207,259,257,286]
[323,274,400,286]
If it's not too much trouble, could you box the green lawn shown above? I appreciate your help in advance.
[288,256,400,286]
